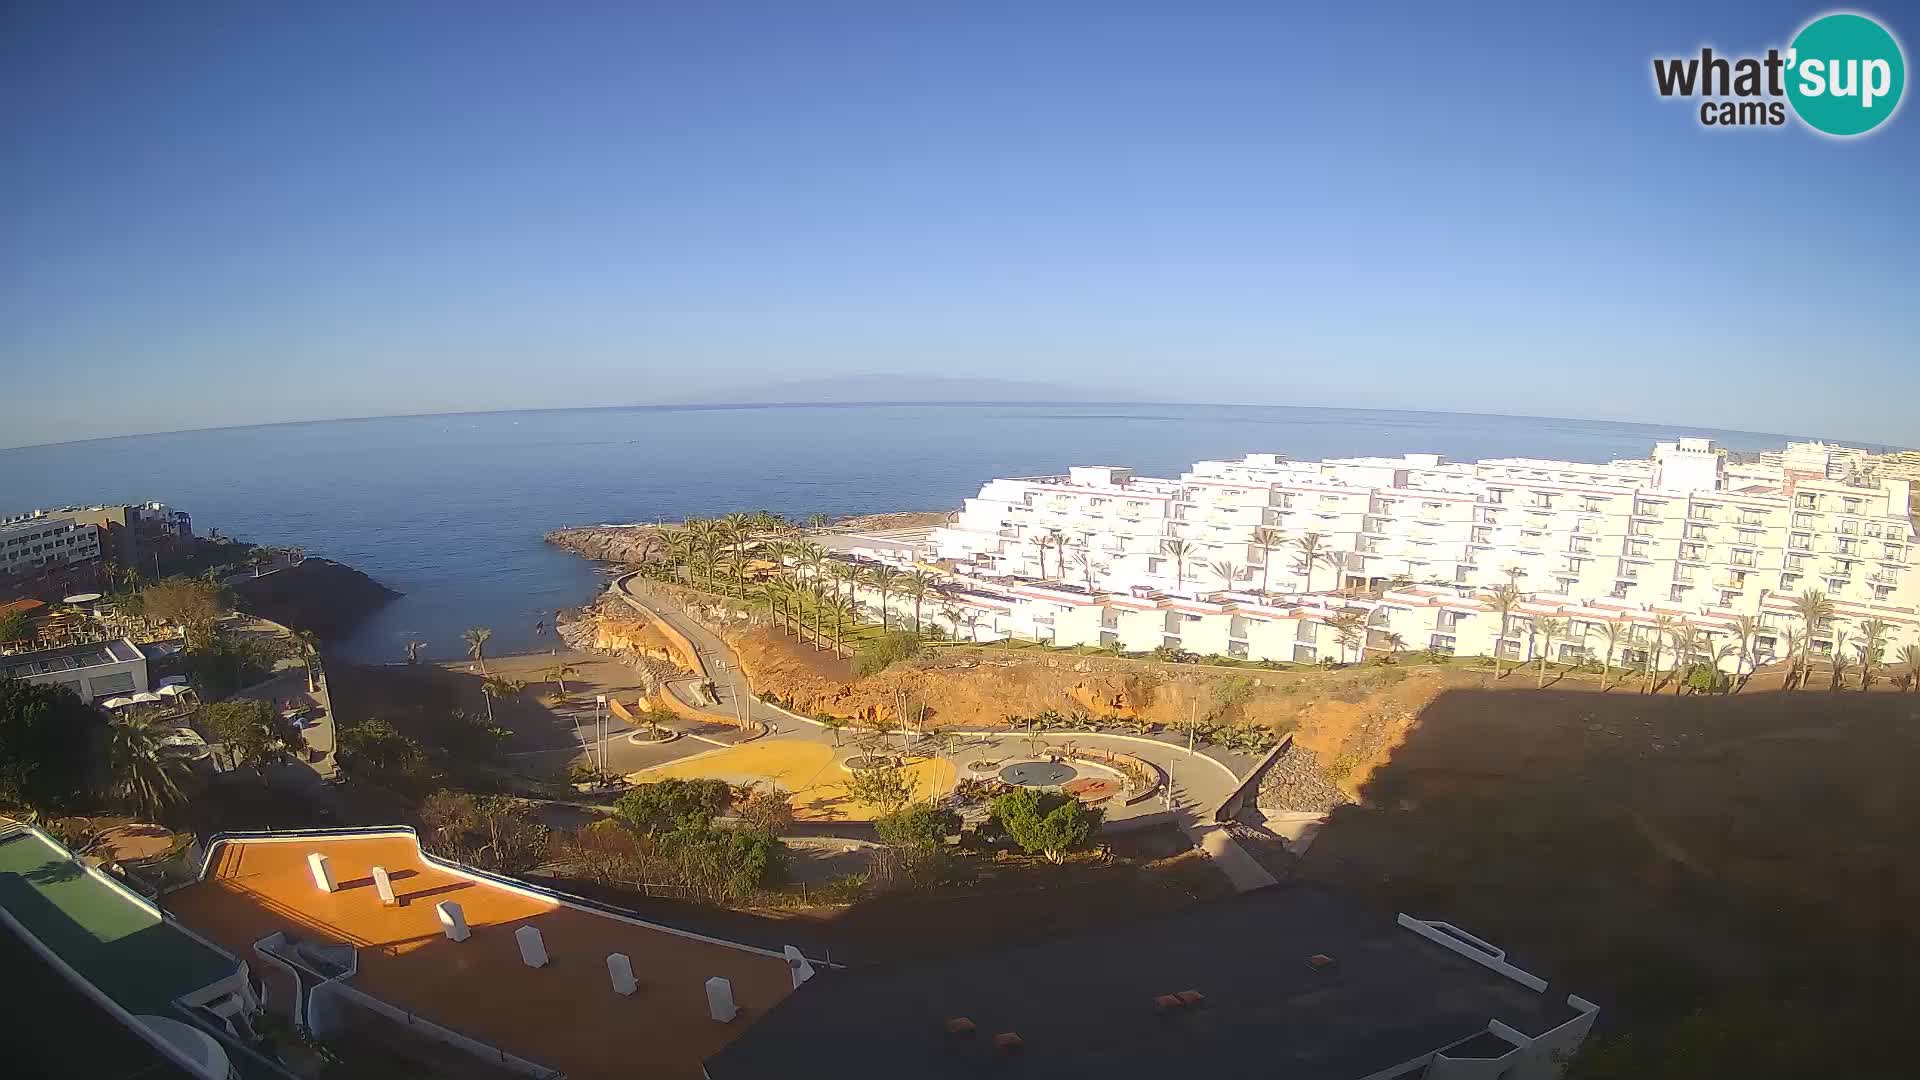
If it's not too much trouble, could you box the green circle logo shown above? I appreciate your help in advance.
[1787,13,1906,136]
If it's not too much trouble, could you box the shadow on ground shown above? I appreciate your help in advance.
[1296,686,1920,1044]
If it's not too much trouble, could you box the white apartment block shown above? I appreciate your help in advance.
[817,437,1920,675]
[0,514,102,577]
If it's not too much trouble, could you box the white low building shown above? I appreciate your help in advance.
[812,437,1920,674]
[0,638,149,703]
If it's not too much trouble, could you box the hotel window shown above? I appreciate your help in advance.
[1840,519,1859,535]
[1670,584,1689,602]
[1789,533,1811,551]
[1798,493,1820,509]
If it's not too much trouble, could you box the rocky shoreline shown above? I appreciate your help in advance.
[231,557,401,641]
[544,525,668,566]
[544,510,951,567]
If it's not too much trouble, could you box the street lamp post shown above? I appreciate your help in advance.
[595,694,608,776]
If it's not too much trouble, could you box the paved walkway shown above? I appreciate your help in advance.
[607,573,1276,887]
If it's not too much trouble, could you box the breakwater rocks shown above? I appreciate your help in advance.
[544,525,668,566]
[232,558,400,641]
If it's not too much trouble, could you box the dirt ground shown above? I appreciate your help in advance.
[331,650,656,754]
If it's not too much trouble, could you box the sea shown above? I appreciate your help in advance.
[0,404,1815,663]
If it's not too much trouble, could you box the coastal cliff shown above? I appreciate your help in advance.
[232,557,401,640]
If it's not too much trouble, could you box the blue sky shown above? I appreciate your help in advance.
[3,1,1915,448]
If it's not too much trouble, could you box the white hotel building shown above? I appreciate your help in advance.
[832,438,1920,674]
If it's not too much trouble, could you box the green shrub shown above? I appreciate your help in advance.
[336,718,437,796]
[874,801,960,853]
[614,777,733,833]
[989,788,1102,863]
[660,822,787,898]
[852,630,923,677]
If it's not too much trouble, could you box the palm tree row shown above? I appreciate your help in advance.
[1470,584,1913,695]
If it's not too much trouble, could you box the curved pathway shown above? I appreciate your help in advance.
[608,573,1276,890]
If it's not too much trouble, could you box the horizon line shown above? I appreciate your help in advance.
[0,398,1896,455]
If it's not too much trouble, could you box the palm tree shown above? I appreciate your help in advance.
[961,610,985,644]
[720,512,755,594]
[829,560,858,608]
[462,627,493,673]
[1727,615,1759,693]
[294,629,321,693]
[937,604,964,641]
[1026,534,1054,580]
[1293,532,1328,593]
[663,530,695,581]
[1897,643,1920,693]
[1595,620,1626,691]
[1208,559,1246,593]
[1855,618,1890,690]
[1779,627,1804,689]
[1826,632,1854,691]
[1791,589,1834,692]
[819,714,848,746]
[1534,617,1566,688]
[1250,528,1286,596]
[546,661,579,697]
[865,565,901,630]
[764,579,793,634]
[480,676,523,724]
[1644,615,1675,693]
[1384,632,1407,660]
[901,570,939,636]
[107,712,191,820]
[1067,548,1106,592]
[1666,618,1696,695]
[1159,538,1194,593]
[795,541,826,587]
[1482,583,1523,679]
[1326,610,1367,664]
[826,594,854,653]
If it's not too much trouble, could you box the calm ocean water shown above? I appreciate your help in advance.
[0,404,1804,662]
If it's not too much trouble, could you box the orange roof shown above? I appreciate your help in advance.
[165,832,794,1080]
[0,597,46,617]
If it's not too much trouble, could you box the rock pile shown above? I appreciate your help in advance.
[1256,746,1351,814]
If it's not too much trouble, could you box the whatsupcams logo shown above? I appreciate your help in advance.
[1653,11,1905,135]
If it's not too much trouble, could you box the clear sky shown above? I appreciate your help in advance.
[3,1,1915,449]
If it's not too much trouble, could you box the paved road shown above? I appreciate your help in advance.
[608,574,1277,885]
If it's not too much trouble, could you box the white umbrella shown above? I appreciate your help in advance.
[129,691,163,704]
[156,684,192,697]
[99,696,135,709]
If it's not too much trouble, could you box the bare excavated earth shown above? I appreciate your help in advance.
[723,623,1471,792]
